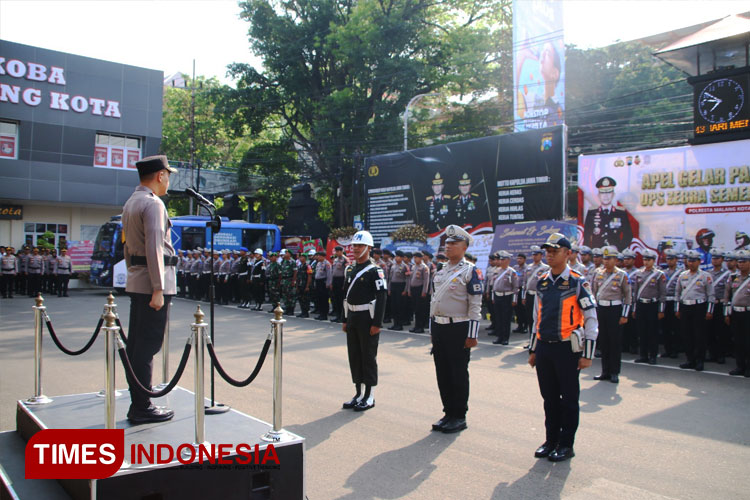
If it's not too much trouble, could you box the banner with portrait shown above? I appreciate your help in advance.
[578,139,750,269]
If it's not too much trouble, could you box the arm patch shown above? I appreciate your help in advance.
[467,268,483,295]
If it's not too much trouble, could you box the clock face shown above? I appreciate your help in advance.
[698,78,745,124]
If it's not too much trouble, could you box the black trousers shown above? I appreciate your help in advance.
[28,273,41,297]
[730,311,750,370]
[636,302,659,359]
[621,312,637,353]
[707,303,729,360]
[493,294,513,342]
[1,274,14,297]
[680,303,708,364]
[126,293,172,411]
[332,276,345,318]
[410,286,428,329]
[177,271,186,296]
[485,294,496,331]
[661,301,679,356]
[535,340,582,448]
[389,282,407,326]
[345,310,379,386]
[515,293,526,328]
[597,305,623,375]
[525,293,536,331]
[431,321,471,419]
[315,279,328,318]
[57,275,70,296]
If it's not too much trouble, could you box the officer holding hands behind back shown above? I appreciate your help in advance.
[429,225,483,434]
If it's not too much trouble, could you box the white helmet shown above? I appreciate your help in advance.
[254,248,263,255]
[351,230,374,247]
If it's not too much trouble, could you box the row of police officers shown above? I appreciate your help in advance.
[1,246,74,298]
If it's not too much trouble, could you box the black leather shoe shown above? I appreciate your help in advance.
[486,330,497,336]
[127,406,174,424]
[431,415,449,431]
[548,446,575,462]
[729,367,745,376]
[314,315,328,320]
[296,313,309,318]
[390,325,403,331]
[534,442,557,458]
[610,374,619,383]
[330,317,341,323]
[353,397,374,412]
[342,396,361,409]
[440,417,467,433]
[593,374,611,381]
[648,357,657,365]
[492,339,504,344]
[484,326,494,331]
[512,327,526,333]
[410,328,425,333]
[694,363,704,372]
[634,358,649,364]
[679,362,696,369]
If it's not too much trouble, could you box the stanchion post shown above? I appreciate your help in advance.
[26,294,52,405]
[262,304,288,442]
[103,308,118,429]
[98,293,122,398]
[189,306,209,454]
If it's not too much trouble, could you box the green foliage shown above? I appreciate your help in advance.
[37,231,55,250]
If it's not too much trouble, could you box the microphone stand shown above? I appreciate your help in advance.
[198,200,230,415]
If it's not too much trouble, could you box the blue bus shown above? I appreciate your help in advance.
[89,215,281,288]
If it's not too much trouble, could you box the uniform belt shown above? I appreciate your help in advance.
[431,316,469,324]
[344,302,372,312]
[681,299,706,305]
[537,337,570,344]
[638,298,658,303]
[733,306,748,312]
[666,296,676,301]
[2,268,13,271]
[526,290,536,295]
[29,266,40,269]
[130,255,179,266]
[598,300,622,306]
[494,291,515,297]
[238,272,248,276]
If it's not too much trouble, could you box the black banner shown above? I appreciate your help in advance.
[0,204,22,220]
[364,126,565,242]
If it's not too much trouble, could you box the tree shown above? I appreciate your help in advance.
[219,0,513,226]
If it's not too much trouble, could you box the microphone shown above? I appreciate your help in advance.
[185,187,215,208]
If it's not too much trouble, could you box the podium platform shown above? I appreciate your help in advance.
[3,386,305,500]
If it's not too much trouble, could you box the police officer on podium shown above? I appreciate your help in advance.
[528,233,598,462]
[341,231,387,412]
[122,155,177,424]
[429,225,483,433]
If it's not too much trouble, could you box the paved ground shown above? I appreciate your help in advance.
[2,290,749,499]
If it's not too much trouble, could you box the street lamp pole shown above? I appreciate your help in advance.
[403,92,438,151]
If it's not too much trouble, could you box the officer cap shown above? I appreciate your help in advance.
[372,248,382,255]
[269,251,278,256]
[622,249,636,259]
[280,249,288,255]
[177,249,184,254]
[413,251,423,258]
[516,252,527,258]
[203,248,210,253]
[222,249,230,254]
[404,252,413,258]
[253,248,263,255]
[685,250,701,261]
[232,250,239,255]
[591,247,604,256]
[383,249,393,257]
[571,245,579,253]
[642,249,657,259]
[395,250,405,257]
[459,173,471,186]
[489,253,497,260]
[444,224,473,245]
[351,230,374,247]
[212,250,219,255]
[315,250,325,256]
[579,245,592,255]
[616,254,624,261]
[497,250,512,259]
[725,251,737,261]
[596,176,616,193]
[711,249,725,259]
[541,233,572,250]
[238,246,248,252]
[677,252,687,259]
[736,250,750,262]
[602,246,618,258]
[664,249,677,258]
[432,172,444,186]
[423,251,433,259]
[196,247,203,251]
[530,245,543,255]
[308,249,316,256]
[334,246,344,251]
[437,253,447,260]
[135,155,176,176]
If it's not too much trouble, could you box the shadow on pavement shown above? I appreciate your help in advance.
[492,458,571,499]
[284,410,364,451]
[580,380,622,413]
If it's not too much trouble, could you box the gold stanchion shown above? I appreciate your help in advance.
[26,294,52,405]
[262,304,289,442]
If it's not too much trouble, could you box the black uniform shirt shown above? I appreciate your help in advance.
[344,259,388,327]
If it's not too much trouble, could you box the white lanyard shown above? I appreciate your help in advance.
[732,275,750,307]
[345,264,376,301]
[596,271,619,301]
[636,270,658,301]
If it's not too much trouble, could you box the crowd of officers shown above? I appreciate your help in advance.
[0,245,74,299]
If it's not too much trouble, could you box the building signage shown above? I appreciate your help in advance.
[0,58,121,118]
[0,204,22,220]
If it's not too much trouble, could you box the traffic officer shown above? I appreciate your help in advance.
[42,248,52,294]
[230,250,242,303]
[201,248,212,301]
[250,248,266,310]
[1,247,18,298]
[587,247,603,284]
[523,245,550,339]
[661,249,682,358]
[513,252,529,333]
[408,251,430,333]
[122,155,177,423]
[429,225,482,434]
[55,247,73,297]
[26,247,44,297]
[266,252,281,311]
[17,247,29,296]
[388,250,409,330]
[341,231,387,412]
[279,249,297,315]
[528,233,598,462]
[330,246,349,322]
[189,250,202,300]
[211,250,222,303]
[708,250,732,364]
[725,250,750,376]
[176,249,186,297]
[621,249,639,354]
[579,246,594,280]
[236,248,251,309]
[296,251,313,317]
[314,251,332,320]
[492,250,519,345]
[676,250,715,371]
[631,249,666,365]
[484,253,499,335]
[218,250,232,305]
[591,246,631,383]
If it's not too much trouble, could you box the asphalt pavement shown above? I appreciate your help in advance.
[1,290,749,499]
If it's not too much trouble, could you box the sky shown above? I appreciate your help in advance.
[0,0,748,84]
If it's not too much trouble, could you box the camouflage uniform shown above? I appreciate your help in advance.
[280,258,297,314]
[297,260,313,315]
[266,259,282,308]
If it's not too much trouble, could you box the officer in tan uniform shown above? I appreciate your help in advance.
[661,249,682,358]
[492,250,519,345]
[484,253,499,335]
[122,155,177,424]
[523,246,549,336]
[55,247,73,297]
[27,248,44,297]
[408,251,431,333]
[631,249,666,365]
[591,246,631,383]
[675,250,715,372]
[1,248,18,298]
[708,250,732,364]
[429,225,483,433]
[725,250,750,376]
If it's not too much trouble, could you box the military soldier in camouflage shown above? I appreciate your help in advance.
[296,252,313,318]
[266,252,281,311]
[279,249,297,315]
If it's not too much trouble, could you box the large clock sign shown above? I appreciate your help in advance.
[690,69,750,144]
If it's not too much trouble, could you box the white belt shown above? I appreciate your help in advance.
[638,298,658,303]
[681,299,706,305]
[526,290,536,295]
[733,306,748,312]
[345,303,371,312]
[432,316,469,324]
[598,300,622,306]
[494,291,515,297]
[666,296,676,301]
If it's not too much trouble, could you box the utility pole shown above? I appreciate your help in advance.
[190,59,196,215]
[403,93,438,151]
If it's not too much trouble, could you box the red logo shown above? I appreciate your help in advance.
[25,429,124,479]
